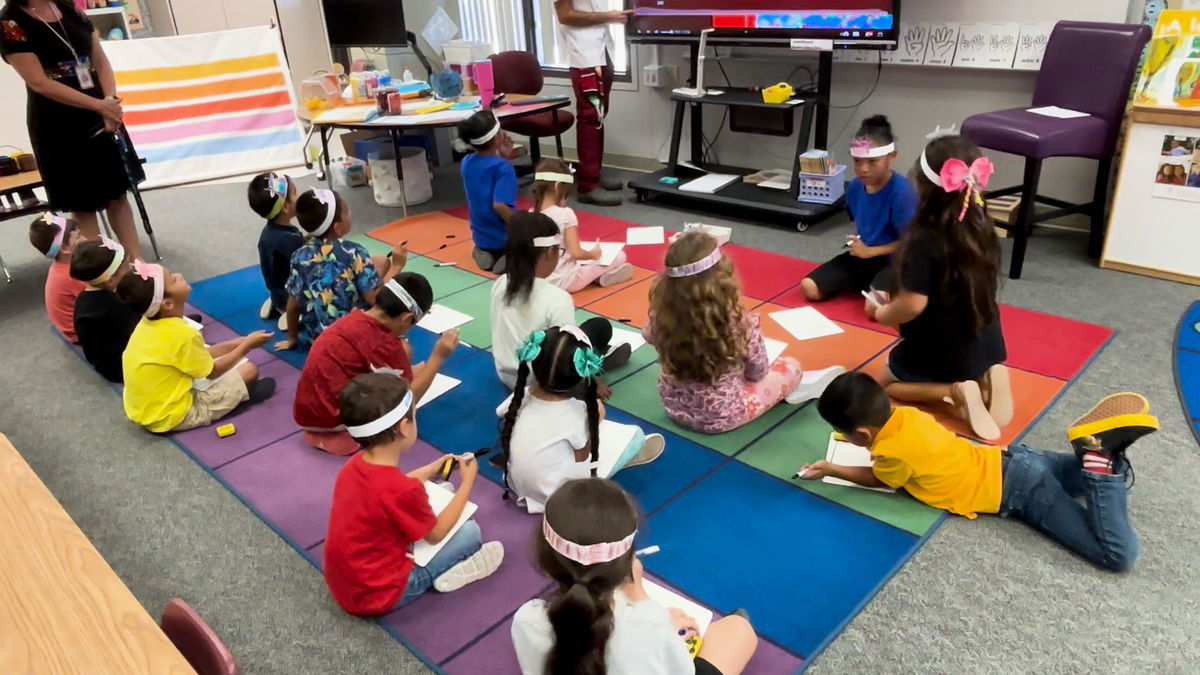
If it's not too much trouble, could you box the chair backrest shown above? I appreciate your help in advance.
[489,51,543,96]
[1033,21,1151,137]
[160,598,241,675]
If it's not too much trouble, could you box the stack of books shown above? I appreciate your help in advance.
[799,150,836,175]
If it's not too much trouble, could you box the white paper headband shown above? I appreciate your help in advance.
[42,213,67,259]
[346,389,414,438]
[534,172,574,184]
[133,261,165,318]
[384,279,425,322]
[532,234,563,248]
[310,189,337,237]
[850,141,895,158]
[88,237,125,285]
[469,119,502,146]
[919,150,942,187]
[663,246,722,278]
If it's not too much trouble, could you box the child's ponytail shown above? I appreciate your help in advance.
[583,376,600,477]
[500,359,532,495]
[546,581,613,675]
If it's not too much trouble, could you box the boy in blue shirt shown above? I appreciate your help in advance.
[458,111,517,274]
[801,115,918,306]
[248,172,304,329]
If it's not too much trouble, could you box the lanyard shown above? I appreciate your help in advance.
[32,5,81,64]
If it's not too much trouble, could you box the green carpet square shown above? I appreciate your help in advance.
[436,283,495,348]
[575,309,658,382]
[403,256,491,299]
[347,232,393,256]
[606,364,799,456]
[737,405,942,536]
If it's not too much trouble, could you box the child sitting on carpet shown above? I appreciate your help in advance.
[117,263,277,433]
[800,115,917,305]
[277,188,406,351]
[490,211,630,389]
[294,272,461,456]
[645,232,837,434]
[29,213,86,343]
[801,372,1155,572]
[532,158,633,292]
[324,373,504,615]
[867,133,1011,441]
[498,327,664,513]
[458,111,517,273]
[69,237,138,383]
[247,171,304,329]
[512,478,758,675]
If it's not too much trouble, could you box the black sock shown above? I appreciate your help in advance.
[247,377,277,404]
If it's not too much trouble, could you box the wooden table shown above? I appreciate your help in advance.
[0,434,195,673]
[0,170,48,282]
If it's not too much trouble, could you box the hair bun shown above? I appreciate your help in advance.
[862,114,892,132]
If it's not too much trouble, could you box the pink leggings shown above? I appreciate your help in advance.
[562,251,629,293]
[737,357,805,427]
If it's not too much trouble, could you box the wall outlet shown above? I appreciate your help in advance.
[642,64,676,88]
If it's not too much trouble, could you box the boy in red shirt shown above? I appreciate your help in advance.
[324,373,504,615]
[29,213,86,342]
[294,273,460,455]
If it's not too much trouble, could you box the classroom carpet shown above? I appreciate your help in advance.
[138,210,1111,673]
[1175,301,1200,452]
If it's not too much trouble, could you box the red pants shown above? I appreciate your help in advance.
[569,62,614,193]
[304,430,359,456]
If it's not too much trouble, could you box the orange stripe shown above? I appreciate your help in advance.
[115,53,280,86]
[124,91,293,126]
[120,72,286,106]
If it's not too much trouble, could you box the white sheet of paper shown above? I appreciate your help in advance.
[626,226,666,245]
[678,174,739,194]
[769,306,844,342]
[412,482,479,566]
[822,434,895,493]
[607,327,647,355]
[415,374,460,409]
[416,304,473,333]
[314,104,378,123]
[184,316,204,333]
[1027,106,1090,119]
[580,242,626,266]
[640,579,714,637]
[597,420,639,478]
[763,337,787,364]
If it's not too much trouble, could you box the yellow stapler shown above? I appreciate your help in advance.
[762,82,794,104]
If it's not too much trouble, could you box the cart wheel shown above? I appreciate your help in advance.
[636,190,647,203]
[796,222,810,233]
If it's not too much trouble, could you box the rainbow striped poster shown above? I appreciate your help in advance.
[104,26,304,189]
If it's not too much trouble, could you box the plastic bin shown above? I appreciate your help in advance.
[369,146,433,207]
[796,164,846,205]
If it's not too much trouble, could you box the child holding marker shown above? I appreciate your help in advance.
[801,373,1155,572]
[531,158,633,292]
[512,478,758,674]
[247,171,304,327]
[324,373,504,615]
[294,273,461,456]
[458,111,517,273]
[801,115,917,307]
[278,188,406,350]
[69,237,138,382]
[28,213,86,342]
[499,326,664,513]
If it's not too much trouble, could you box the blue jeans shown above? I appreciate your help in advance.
[999,445,1139,572]
[396,519,483,607]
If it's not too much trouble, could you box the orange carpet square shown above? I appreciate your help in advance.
[425,241,498,278]
[368,212,471,255]
[569,265,657,306]
[756,302,897,373]
[584,280,760,328]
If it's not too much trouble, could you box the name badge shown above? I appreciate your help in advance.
[75,57,93,89]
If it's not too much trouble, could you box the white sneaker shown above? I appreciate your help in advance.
[785,366,848,405]
[598,262,635,287]
[277,314,288,332]
[433,541,505,593]
[259,298,274,320]
[623,433,665,469]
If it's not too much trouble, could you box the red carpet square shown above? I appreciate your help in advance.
[999,305,1113,380]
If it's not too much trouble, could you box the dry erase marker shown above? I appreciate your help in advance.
[842,235,860,249]
[861,290,881,308]
[792,467,814,480]
[635,545,661,557]
[435,262,458,267]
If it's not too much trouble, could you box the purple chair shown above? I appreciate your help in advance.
[489,50,575,167]
[961,21,1150,279]
[160,598,242,675]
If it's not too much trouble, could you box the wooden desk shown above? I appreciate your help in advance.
[0,169,49,282]
[0,169,42,194]
[0,434,195,673]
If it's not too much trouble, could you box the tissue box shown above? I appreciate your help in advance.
[671,223,732,246]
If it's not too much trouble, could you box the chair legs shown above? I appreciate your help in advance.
[554,134,564,159]
[1009,157,1043,280]
[529,137,542,166]
[1089,157,1113,259]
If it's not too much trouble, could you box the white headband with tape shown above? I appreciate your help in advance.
[534,172,574,184]
[384,279,425,322]
[469,118,502,146]
[310,189,337,237]
[346,389,414,438]
[919,150,942,187]
[89,237,126,285]
[850,141,896,158]
[532,234,564,248]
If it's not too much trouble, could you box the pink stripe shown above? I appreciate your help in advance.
[131,108,295,146]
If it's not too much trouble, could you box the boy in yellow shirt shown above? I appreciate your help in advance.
[117,262,277,433]
[800,372,1158,572]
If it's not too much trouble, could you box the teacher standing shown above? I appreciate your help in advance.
[1,0,141,259]
[553,1,631,207]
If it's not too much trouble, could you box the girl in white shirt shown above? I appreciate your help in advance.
[511,479,758,675]
[498,326,663,513]
[532,159,634,292]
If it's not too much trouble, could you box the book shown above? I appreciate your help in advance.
[415,374,460,409]
[640,579,714,637]
[821,433,895,493]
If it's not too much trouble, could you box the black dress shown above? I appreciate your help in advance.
[0,1,129,212]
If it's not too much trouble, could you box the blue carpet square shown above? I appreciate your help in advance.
[604,408,725,515]
[1178,349,1200,420]
[189,266,270,322]
[416,349,509,455]
[1180,302,1200,354]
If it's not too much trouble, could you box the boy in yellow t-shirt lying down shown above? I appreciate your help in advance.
[799,372,1158,572]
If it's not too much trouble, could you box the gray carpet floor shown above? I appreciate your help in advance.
[1,165,1197,674]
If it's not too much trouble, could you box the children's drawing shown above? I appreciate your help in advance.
[1014,23,1054,71]
[923,23,959,66]
[897,23,930,65]
[985,24,1020,68]
[953,24,989,67]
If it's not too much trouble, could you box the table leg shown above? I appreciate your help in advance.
[666,100,686,176]
[320,126,331,182]
[791,100,816,198]
[0,249,11,283]
[389,128,410,222]
[689,102,705,167]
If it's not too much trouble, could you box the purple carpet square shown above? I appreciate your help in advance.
[382,471,550,664]
[196,320,280,368]
[185,303,216,326]
[307,542,324,569]
[175,360,302,467]
[216,433,348,549]
[442,620,522,674]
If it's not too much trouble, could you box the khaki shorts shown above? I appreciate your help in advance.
[175,371,249,431]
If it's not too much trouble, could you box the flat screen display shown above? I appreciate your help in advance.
[627,0,899,48]
[322,0,408,48]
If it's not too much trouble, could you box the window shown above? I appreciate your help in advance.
[458,0,630,78]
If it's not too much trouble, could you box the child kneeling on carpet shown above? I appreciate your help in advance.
[532,158,634,292]
[499,327,664,513]
[512,478,758,674]
[294,272,461,456]
[277,188,406,351]
[69,237,138,383]
[29,213,86,343]
[867,133,1011,441]
[645,232,840,434]
[801,372,1154,572]
[458,111,517,273]
[801,115,916,305]
[324,373,505,615]
[117,263,277,433]
[247,171,304,329]
[491,211,631,389]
